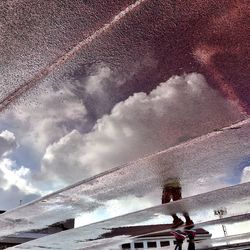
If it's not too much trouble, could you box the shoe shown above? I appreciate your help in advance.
[172,218,184,228]
[171,230,186,240]
[185,219,194,229]
[184,229,196,240]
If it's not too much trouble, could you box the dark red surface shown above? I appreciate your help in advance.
[100,224,210,238]
[0,0,249,113]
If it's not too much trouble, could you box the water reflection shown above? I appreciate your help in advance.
[1,120,250,237]
[101,225,210,250]
[171,229,196,250]
[162,179,193,228]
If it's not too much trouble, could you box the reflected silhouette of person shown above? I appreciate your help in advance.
[171,230,185,250]
[171,229,196,250]
[185,229,196,250]
[162,178,193,228]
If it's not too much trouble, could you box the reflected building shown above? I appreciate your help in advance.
[101,223,211,249]
[0,210,74,250]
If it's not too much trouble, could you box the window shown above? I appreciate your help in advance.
[134,242,144,248]
[122,243,131,249]
[160,241,170,247]
[147,241,157,248]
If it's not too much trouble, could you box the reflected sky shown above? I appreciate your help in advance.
[6,200,250,249]
[0,0,249,248]
[0,122,250,237]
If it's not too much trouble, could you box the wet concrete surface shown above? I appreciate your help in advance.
[0,0,249,112]
[7,209,250,249]
[0,119,250,237]
[0,1,249,248]
[200,233,250,249]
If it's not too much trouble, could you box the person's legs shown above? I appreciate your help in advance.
[171,231,185,250]
[171,188,193,227]
[162,187,171,204]
[188,241,195,250]
[175,240,183,250]
[171,187,184,227]
[185,229,196,250]
[172,187,182,201]
[162,187,183,226]
[183,212,194,228]
[172,214,184,227]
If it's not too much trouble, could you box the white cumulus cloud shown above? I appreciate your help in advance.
[0,131,41,209]
[40,73,243,186]
[3,86,87,153]
[241,166,250,183]
[0,130,16,157]
[0,158,39,194]
[0,158,41,209]
[85,66,112,95]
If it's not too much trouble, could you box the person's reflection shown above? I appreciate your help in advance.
[162,178,194,228]
[186,229,196,250]
[171,229,196,250]
[171,230,186,250]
